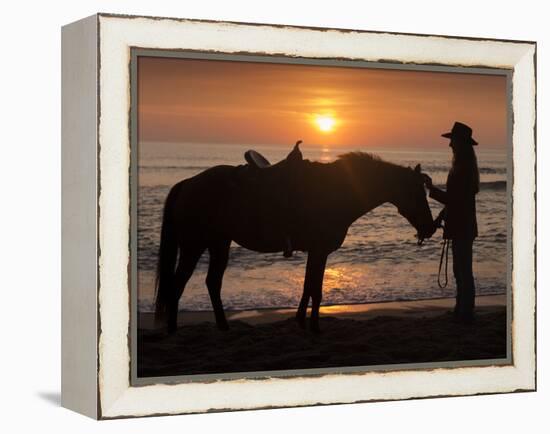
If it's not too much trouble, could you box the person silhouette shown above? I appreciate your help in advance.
[424,122,480,323]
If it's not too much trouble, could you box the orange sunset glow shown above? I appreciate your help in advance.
[138,57,508,149]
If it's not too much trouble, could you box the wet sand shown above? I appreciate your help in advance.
[137,295,507,378]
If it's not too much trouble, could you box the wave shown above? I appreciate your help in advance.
[480,180,507,191]
[139,162,506,175]
[139,164,210,171]
[433,180,506,191]
[419,165,506,175]
[479,167,507,174]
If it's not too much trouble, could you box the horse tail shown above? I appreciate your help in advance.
[154,184,180,325]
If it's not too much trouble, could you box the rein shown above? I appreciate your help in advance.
[438,238,450,288]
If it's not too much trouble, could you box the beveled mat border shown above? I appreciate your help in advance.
[96,13,536,419]
[129,49,514,387]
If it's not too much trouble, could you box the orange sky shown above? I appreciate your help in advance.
[138,56,508,149]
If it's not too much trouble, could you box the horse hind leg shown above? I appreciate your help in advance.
[206,240,231,330]
[168,244,204,333]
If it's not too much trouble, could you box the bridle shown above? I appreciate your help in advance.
[438,239,450,288]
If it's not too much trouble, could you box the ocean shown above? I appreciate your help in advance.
[137,142,508,312]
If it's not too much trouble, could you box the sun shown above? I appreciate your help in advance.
[314,115,336,133]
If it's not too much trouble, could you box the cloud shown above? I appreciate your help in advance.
[138,57,507,148]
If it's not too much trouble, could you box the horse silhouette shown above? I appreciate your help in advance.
[155,144,434,333]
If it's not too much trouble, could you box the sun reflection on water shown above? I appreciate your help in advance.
[320,147,332,163]
[323,266,357,291]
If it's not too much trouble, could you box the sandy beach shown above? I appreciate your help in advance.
[137,295,507,378]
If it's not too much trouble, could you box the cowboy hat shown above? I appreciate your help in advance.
[442,121,478,146]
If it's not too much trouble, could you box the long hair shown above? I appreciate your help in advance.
[451,144,480,193]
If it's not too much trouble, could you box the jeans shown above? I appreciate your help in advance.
[451,238,476,317]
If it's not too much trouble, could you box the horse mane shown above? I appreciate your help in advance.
[337,151,408,174]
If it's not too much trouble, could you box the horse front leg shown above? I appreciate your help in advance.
[295,289,310,329]
[302,251,328,333]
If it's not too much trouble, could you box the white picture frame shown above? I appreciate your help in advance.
[61,13,536,419]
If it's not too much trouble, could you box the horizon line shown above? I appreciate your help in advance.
[138,139,508,152]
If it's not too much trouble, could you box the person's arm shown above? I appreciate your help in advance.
[423,174,447,204]
[428,186,448,204]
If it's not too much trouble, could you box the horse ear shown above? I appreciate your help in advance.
[414,164,421,173]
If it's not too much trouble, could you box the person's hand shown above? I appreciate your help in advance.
[433,208,446,228]
[422,174,433,190]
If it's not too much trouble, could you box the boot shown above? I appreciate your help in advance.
[283,236,293,258]
[459,289,476,323]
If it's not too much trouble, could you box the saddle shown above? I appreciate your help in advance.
[244,141,302,170]
[237,142,304,257]
[232,150,273,189]
[244,150,271,169]
[241,148,298,258]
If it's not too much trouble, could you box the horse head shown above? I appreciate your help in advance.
[393,164,435,244]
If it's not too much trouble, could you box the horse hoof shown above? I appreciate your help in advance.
[295,316,306,329]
